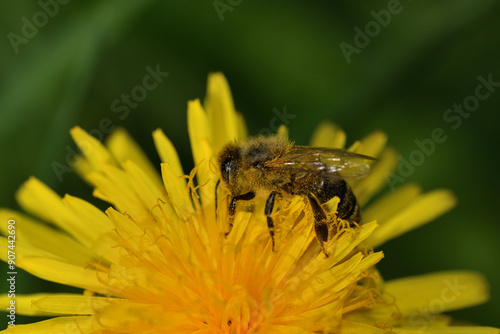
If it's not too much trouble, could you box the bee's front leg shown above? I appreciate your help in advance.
[307,194,330,258]
[226,191,255,237]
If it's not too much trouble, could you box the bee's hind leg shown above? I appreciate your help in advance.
[307,195,330,258]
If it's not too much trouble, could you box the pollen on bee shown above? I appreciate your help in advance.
[323,196,341,214]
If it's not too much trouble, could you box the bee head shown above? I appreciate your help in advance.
[218,143,241,189]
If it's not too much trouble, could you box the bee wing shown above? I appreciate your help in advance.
[264,146,377,179]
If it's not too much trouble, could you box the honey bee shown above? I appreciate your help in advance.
[215,136,376,256]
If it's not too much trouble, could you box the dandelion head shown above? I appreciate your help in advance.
[0,73,496,334]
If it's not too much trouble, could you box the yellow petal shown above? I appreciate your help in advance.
[393,314,453,332]
[363,183,422,223]
[70,126,118,172]
[62,194,114,237]
[366,189,457,248]
[277,124,289,139]
[0,293,121,316]
[104,207,165,265]
[398,327,500,334]
[349,130,387,158]
[331,252,384,293]
[352,147,399,206]
[96,300,190,331]
[152,128,185,183]
[385,271,490,316]
[122,159,166,217]
[303,252,383,306]
[91,231,124,265]
[1,293,57,317]
[0,316,97,334]
[17,257,108,294]
[105,207,149,243]
[0,209,93,265]
[16,177,104,248]
[338,319,386,333]
[296,221,379,284]
[87,164,148,220]
[204,72,240,151]
[161,162,194,220]
[309,121,346,149]
[15,177,61,224]
[188,99,217,205]
[270,224,315,284]
[393,326,500,334]
[72,155,93,179]
[188,99,212,158]
[0,236,59,261]
[105,127,162,189]
[188,99,217,195]
[32,294,121,315]
[328,220,379,261]
[258,324,316,334]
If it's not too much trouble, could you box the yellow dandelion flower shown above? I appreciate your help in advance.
[1,73,498,334]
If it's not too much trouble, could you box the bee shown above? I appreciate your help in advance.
[215,136,376,256]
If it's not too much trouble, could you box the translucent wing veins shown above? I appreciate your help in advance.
[263,146,377,179]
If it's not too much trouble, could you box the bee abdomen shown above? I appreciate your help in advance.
[337,186,360,223]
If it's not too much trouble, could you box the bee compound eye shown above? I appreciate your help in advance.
[219,145,241,186]
[221,157,234,184]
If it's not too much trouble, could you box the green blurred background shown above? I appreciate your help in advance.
[1,0,499,329]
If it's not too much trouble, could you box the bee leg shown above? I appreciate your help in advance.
[226,191,255,237]
[215,179,220,221]
[264,191,279,251]
[307,195,330,258]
